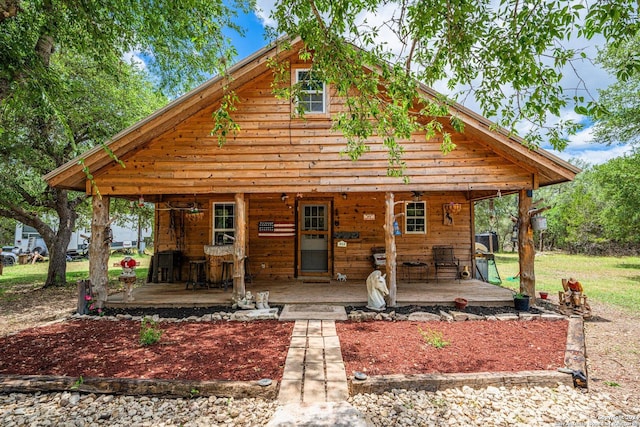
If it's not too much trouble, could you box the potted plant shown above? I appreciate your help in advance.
[454,297,468,310]
[513,293,530,311]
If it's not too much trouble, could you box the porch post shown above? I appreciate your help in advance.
[517,189,535,297]
[385,192,397,307]
[89,195,111,309]
[233,193,246,301]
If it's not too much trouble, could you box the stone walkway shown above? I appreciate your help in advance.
[268,319,370,426]
[278,320,349,404]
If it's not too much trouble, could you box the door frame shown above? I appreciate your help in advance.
[296,198,333,277]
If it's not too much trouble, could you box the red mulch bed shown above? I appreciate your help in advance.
[0,319,568,382]
[337,320,568,377]
[0,320,293,381]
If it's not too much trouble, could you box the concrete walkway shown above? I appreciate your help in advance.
[278,320,349,404]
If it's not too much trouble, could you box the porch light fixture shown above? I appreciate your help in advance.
[393,220,402,236]
[281,193,289,202]
[341,192,347,200]
[411,191,423,201]
[137,195,145,207]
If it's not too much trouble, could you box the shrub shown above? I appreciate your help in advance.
[139,317,163,346]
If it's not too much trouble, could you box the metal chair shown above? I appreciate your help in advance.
[371,246,386,270]
[433,245,460,283]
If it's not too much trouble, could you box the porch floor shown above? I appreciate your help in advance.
[106,278,515,308]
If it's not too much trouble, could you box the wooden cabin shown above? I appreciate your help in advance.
[44,38,579,305]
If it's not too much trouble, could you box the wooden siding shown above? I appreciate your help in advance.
[90,61,534,196]
[154,192,473,281]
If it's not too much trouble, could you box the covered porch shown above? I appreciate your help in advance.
[106,278,515,309]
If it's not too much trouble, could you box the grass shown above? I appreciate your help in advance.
[0,254,150,299]
[495,252,640,314]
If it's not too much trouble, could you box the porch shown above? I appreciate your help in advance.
[106,278,515,309]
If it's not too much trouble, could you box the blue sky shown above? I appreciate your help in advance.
[185,2,633,166]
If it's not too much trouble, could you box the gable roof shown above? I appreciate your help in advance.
[44,37,579,196]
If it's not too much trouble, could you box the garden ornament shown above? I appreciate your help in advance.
[366,270,388,311]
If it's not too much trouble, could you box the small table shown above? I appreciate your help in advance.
[186,259,208,290]
[402,262,429,283]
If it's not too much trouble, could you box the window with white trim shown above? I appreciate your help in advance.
[405,201,426,234]
[296,69,325,113]
[212,203,235,245]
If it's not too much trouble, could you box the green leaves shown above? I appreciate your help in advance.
[268,0,640,163]
[592,33,640,147]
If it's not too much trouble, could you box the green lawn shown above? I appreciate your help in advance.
[495,252,640,314]
[0,254,150,297]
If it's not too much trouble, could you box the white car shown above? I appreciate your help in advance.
[1,246,19,266]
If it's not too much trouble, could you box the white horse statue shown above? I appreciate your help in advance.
[366,270,389,311]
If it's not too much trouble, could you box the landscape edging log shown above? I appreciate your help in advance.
[0,374,277,399]
[348,370,573,395]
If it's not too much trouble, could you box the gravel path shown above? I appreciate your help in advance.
[2,384,637,426]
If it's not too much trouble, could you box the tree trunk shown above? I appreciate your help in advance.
[43,226,72,287]
[518,189,535,297]
[232,193,246,302]
[89,196,111,308]
[384,192,397,307]
[37,189,78,287]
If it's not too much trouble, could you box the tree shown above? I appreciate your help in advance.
[265,0,638,167]
[0,0,252,101]
[593,153,640,245]
[474,195,519,252]
[1,0,251,286]
[592,33,640,147]
[0,51,166,286]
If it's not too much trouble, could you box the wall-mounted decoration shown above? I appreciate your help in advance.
[337,241,347,248]
[443,203,462,226]
[334,231,360,240]
[363,213,375,221]
[258,221,295,238]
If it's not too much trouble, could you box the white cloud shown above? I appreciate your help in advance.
[549,142,632,165]
[123,51,147,71]
[254,0,277,28]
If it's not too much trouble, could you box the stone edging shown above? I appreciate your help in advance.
[348,306,565,322]
[70,308,279,323]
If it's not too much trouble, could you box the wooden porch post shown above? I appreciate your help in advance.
[385,192,398,307]
[233,193,246,301]
[89,195,111,308]
[517,189,535,297]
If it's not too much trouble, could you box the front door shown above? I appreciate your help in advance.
[298,202,331,275]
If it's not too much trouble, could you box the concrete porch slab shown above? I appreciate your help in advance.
[279,305,348,321]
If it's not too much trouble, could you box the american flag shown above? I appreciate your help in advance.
[258,221,296,238]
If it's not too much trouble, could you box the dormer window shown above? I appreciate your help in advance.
[296,69,325,114]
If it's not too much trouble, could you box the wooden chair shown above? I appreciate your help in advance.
[433,245,460,283]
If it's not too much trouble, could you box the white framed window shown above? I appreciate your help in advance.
[212,202,235,245]
[295,69,325,114]
[405,201,426,234]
